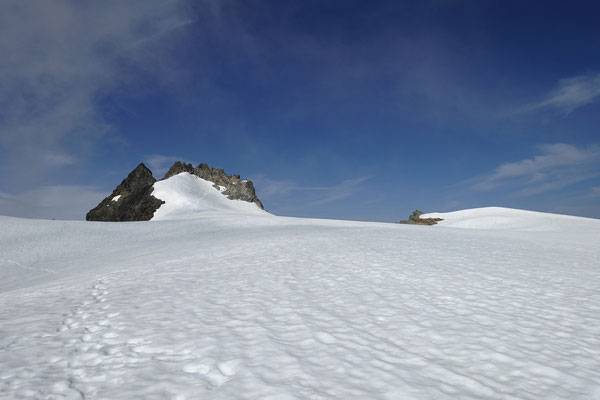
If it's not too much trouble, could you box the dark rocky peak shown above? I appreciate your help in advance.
[162,161,264,209]
[163,161,195,179]
[86,163,164,222]
[86,161,265,221]
[398,210,443,226]
[120,163,155,189]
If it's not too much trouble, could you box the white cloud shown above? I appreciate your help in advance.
[474,143,600,196]
[42,152,77,168]
[144,155,187,179]
[0,185,107,220]
[252,175,371,208]
[308,177,372,206]
[0,0,190,188]
[527,73,600,114]
[250,175,299,199]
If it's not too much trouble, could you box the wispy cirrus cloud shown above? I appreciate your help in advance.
[144,154,188,178]
[523,73,600,115]
[473,143,600,196]
[0,185,107,220]
[252,175,371,210]
[308,177,372,206]
[0,0,190,190]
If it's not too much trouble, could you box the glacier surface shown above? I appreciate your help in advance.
[1,201,600,399]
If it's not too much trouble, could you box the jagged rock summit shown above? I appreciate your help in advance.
[163,161,263,209]
[86,161,263,221]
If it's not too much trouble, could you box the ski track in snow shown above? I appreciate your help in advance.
[1,209,600,399]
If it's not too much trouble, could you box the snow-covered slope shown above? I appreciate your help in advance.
[1,208,599,399]
[152,172,268,220]
[421,206,600,232]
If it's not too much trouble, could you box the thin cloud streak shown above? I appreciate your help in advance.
[253,175,372,209]
[0,185,107,220]
[0,0,189,190]
[144,154,187,178]
[524,73,600,115]
[473,143,600,196]
[307,177,372,206]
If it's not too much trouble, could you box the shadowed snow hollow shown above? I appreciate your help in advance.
[151,172,268,220]
[421,207,600,232]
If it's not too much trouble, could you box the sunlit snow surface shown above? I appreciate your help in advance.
[1,203,600,399]
[421,207,599,232]
[151,173,268,220]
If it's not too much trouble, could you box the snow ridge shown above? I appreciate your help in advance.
[151,172,268,220]
[421,206,600,232]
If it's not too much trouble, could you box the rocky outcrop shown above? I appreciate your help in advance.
[163,162,264,209]
[398,210,443,226]
[86,163,164,222]
[87,161,264,221]
[163,161,195,178]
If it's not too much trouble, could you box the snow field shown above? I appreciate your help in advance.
[151,173,267,220]
[421,206,600,232]
[1,207,600,399]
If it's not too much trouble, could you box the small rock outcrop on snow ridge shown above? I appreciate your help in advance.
[86,161,264,221]
[398,210,444,226]
[86,163,164,222]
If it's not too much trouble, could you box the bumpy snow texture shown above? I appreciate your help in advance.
[1,207,600,399]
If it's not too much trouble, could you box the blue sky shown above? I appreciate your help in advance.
[1,0,599,220]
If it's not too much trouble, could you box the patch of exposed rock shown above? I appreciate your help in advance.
[86,163,164,222]
[163,161,264,209]
[398,210,443,226]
